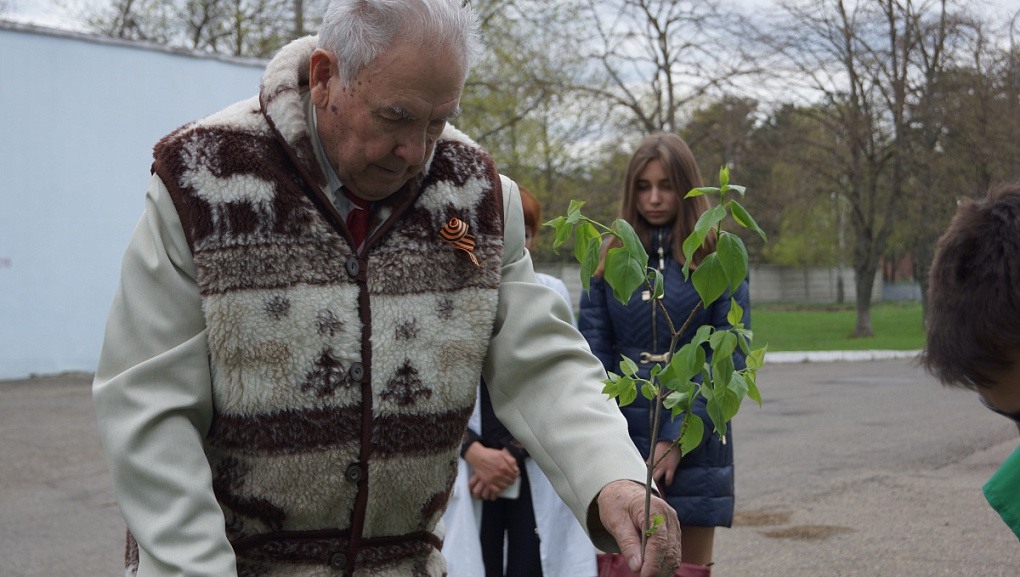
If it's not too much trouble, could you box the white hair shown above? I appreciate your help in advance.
[317,0,482,87]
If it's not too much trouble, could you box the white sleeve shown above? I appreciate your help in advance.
[92,174,237,576]
[483,175,647,552]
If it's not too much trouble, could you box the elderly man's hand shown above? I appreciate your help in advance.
[597,480,681,577]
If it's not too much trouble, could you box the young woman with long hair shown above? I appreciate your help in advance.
[580,133,751,577]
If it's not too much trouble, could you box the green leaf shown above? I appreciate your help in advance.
[734,327,753,342]
[735,326,752,355]
[717,232,748,292]
[641,381,657,400]
[692,325,713,348]
[681,233,703,280]
[745,370,763,406]
[711,351,735,392]
[657,361,681,392]
[602,372,636,406]
[683,206,723,268]
[573,222,600,264]
[579,236,601,294]
[668,341,707,386]
[617,385,637,407]
[709,330,738,361]
[728,299,745,328]
[613,219,649,267]
[718,386,741,425]
[544,215,565,230]
[694,205,727,244]
[566,200,585,225]
[679,413,705,456]
[620,355,639,377]
[645,514,664,536]
[602,373,638,407]
[729,372,750,400]
[686,186,719,198]
[722,184,747,197]
[746,345,768,371]
[649,268,665,301]
[691,253,729,306]
[728,200,767,242]
[547,216,571,252]
[705,393,729,438]
[663,390,692,413]
[605,247,646,305]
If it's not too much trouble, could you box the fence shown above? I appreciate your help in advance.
[535,263,887,312]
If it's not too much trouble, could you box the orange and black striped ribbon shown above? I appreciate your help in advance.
[438,217,480,267]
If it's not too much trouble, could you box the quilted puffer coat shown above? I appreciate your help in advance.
[578,227,751,527]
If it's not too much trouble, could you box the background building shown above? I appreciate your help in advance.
[0,23,264,379]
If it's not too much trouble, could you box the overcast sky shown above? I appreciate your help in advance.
[1,0,775,30]
[6,0,1019,35]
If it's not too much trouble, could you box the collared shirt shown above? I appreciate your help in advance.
[303,91,365,223]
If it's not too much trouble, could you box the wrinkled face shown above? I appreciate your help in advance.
[309,40,466,201]
[634,159,679,227]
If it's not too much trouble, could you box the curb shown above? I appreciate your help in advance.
[765,350,922,364]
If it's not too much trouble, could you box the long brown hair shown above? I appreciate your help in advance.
[597,133,716,276]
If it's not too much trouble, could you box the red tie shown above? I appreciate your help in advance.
[343,188,370,246]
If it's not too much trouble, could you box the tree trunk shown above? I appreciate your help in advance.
[294,0,304,37]
[853,263,876,338]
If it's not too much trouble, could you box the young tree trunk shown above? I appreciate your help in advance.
[853,264,875,338]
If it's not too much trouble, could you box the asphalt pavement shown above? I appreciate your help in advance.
[2,356,1017,576]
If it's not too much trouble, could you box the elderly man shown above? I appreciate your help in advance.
[92,1,681,576]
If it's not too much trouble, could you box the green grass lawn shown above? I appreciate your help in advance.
[750,301,924,352]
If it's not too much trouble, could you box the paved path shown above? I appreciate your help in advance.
[2,359,1017,576]
[715,359,1020,576]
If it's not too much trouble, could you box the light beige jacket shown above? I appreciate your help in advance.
[93,166,647,575]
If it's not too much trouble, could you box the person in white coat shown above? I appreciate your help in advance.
[443,186,596,577]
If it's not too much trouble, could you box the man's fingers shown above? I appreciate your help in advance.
[597,482,681,577]
[596,482,647,573]
[642,497,682,577]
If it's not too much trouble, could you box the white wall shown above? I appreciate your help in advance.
[0,23,265,379]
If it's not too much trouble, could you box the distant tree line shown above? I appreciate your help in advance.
[70,0,1020,338]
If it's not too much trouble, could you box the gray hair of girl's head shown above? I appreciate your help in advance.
[317,0,482,87]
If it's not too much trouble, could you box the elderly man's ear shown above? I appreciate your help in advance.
[309,49,338,109]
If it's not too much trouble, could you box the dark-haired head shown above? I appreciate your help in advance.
[923,183,1020,392]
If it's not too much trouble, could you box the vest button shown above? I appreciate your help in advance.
[345,257,360,277]
[345,463,362,483]
[330,552,347,569]
[349,362,365,382]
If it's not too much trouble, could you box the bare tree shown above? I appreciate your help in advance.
[85,0,176,44]
[903,0,958,316]
[181,0,227,52]
[81,0,324,57]
[763,0,968,337]
[459,0,615,224]
[575,0,762,135]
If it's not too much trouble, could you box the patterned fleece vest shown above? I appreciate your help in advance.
[139,36,504,577]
